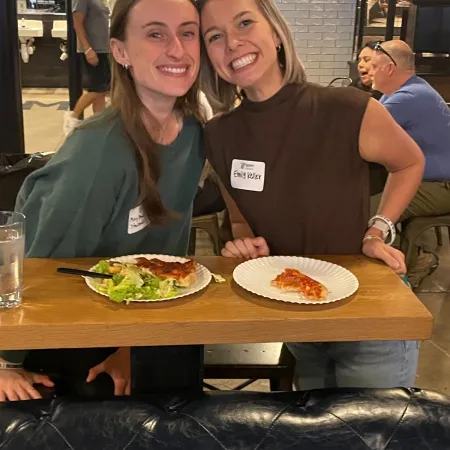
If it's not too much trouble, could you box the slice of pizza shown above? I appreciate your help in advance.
[271,268,329,301]
[134,258,197,287]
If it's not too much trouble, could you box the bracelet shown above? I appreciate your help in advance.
[84,47,93,55]
[367,214,396,246]
[0,362,23,370]
[362,234,385,244]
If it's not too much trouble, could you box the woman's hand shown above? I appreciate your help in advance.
[0,369,54,402]
[86,347,131,396]
[221,237,270,259]
[362,238,407,275]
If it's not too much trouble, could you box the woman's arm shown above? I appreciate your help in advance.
[217,179,254,240]
[359,98,424,226]
[358,98,425,273]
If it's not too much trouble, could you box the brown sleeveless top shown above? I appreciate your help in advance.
[205,83,371,256]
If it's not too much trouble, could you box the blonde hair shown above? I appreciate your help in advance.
[108,0,205,224]
[196,0,306,113]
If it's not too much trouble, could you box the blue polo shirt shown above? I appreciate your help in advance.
[380,75,450,181]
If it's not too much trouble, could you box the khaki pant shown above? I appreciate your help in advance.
[370,182,450,221]
[371,182,450,269]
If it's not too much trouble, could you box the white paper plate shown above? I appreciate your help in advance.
[85,254,212,302]
[233,256,358,305]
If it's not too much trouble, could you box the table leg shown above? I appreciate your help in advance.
[131,345,204,394]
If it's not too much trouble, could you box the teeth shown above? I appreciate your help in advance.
[231,54,256,70]
[159,67,187,74]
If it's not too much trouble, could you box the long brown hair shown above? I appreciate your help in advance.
[110,0,205,224]
[196,0,306,113]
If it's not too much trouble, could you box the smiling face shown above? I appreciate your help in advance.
[111,0,200,100]
[201,0,283,100]
[357,46,374,87]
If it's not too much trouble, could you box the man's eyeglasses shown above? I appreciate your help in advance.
[374,42,397,66]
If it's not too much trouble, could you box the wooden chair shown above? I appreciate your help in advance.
[189,213,223,256]
[203,343,295,392]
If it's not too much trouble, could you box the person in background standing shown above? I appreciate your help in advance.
[64,0,111,134]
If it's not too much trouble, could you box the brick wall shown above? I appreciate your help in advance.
[275,0,357,85]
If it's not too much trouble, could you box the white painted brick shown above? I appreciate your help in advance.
[336,39,354,47]
[338,11,355,18]
[296,3,323,10]
[337,25,355,33]
[310,11,338,18]
[309,25,336,33]
[320,75,335,83]
[335,54,353,61]
[333,69,351,76]
[320,61,348,69]
[307,40,336,48]
[324,18,352,25]
[307,54,335,62]
[304,69,322,75]
[294,39,308,48]
[275,0,356,85]
[325,3,353,10]
[302,61,320,68]
[282,10,310,18]
[295,32,323,40]
[321,47,352,55]
[323,32,351,40]
[277,3,296,10]
[295,18,323,25]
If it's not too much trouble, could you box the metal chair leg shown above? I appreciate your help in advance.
[435,227,443,246]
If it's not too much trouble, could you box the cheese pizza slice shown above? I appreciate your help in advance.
[134,258,197,287]
[271,268,329,301]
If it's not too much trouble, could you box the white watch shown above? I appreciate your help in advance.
[371,220,390,240]
[367,215,396,246]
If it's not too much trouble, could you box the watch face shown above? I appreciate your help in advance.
[373,221,389,237]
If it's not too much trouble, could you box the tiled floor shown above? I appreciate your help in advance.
[18,91,450,394]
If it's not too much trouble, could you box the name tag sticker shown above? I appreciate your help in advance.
[230,159,265,192]
[128,205,150,234]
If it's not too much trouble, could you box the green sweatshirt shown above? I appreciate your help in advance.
[2,110,204,363]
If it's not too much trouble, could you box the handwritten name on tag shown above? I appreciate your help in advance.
[231,159,265,192]
[128,205,150,234]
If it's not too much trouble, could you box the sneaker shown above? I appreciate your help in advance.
[407,250,439,288]
[63,111,82,135]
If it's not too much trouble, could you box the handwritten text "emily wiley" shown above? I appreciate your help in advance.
[233,170,262,180]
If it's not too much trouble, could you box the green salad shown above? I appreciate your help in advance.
[91,260,179,304]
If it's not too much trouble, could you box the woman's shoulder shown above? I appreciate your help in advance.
[60,109,134,164]
[303,82,371,111]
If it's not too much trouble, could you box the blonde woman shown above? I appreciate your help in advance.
[198,0,425,390]
[0,0,205,402]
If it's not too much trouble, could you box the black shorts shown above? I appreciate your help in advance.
[81,52,111,93]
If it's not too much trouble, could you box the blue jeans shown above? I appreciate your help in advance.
[286,340,420,390]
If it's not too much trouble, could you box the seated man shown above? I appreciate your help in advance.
[370,40,450,287]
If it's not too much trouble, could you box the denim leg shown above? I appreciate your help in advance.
[330,340,420,388]
[286,342,337,391]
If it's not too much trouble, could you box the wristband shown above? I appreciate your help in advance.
[362,234,385,245]
[0,362,23,370]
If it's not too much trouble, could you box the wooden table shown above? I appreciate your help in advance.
[0,256,433,350]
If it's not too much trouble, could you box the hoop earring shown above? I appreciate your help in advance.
[276,45,282,53]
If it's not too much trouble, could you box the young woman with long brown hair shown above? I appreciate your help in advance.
[0,0,206,402]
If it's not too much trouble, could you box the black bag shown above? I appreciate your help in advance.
[0,153,53,210]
